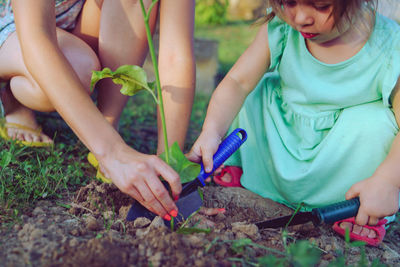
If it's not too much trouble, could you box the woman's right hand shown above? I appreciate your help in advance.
[97,144,181,220]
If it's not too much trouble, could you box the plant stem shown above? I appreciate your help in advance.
[139,0,169,164]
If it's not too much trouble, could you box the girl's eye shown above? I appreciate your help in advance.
[314,4,332,11]
[283,0,297,7]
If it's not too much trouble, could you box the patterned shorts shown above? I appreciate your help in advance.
[0,0,86,48]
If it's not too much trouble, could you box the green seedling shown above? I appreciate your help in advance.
[90,0,200,184]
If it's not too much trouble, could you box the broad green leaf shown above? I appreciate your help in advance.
[90,65,155,97]
[159,142,201,183]
[0,151,12,168]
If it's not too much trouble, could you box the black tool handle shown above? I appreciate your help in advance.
[312,197,360,225]
[197,128,247,185]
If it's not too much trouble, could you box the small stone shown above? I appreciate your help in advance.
[69,229,80,237]
[149,216,167,229]
[13,224,22,231]
[69,207,79,215]
[30,228,45,241]
[134,217,152,228]
[324,244,332,252]
[84,215,100,231]
[215,247,227,259]
[231,222,260,239]
[32,207,45,216]
[69,238,79,247]
[136,228,150,238]
[148,251,163,267]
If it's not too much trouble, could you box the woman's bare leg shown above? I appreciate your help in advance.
[72,0,157,130]
[0,29,100,142]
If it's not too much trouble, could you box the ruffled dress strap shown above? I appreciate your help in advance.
[267,16,290,72]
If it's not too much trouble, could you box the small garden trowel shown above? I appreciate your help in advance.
[255,197,363,229]
[126,128,247,224]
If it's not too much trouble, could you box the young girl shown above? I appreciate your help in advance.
[188,0,400,245]
[0,0,196,221]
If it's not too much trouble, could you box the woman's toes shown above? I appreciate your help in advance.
[352,224,363,235]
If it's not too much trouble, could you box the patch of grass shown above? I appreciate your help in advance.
[0,139,92,226]
[195,20,259,77]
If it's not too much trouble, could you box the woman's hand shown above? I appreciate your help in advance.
[346,174,399,226]
[186,130,223,173]
[97,144,181,220]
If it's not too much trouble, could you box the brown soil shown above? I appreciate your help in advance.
[1,182,399,266]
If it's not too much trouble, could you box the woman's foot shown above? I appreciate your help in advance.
[1,85,52,144]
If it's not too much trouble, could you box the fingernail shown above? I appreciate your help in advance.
[174,195,179,201]
[218,208,226,213]
[170,210,178,217]
[163,214,171,221]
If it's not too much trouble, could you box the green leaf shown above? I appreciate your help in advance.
[0,151,12,168]
[90,67,112,92]
[231,238,253,253]
[159,142,201,183]
[90,65,154,97]
[176,227,211,234]
[287,240,321,267]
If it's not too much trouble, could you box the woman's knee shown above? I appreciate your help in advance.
[57,28,101,94]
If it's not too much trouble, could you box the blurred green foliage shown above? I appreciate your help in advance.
[195,0,229,26]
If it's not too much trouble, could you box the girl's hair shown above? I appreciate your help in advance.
[263,0,378,27]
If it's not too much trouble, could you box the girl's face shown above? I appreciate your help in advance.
[281,0,349,44]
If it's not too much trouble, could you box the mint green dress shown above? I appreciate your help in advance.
[226,14,400,211]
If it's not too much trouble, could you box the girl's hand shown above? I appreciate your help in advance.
[346,175,399,226]
[186,130,223,173]
[98,144,181,220]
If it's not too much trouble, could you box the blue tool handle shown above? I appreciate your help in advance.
[197,128,247,185]
[312,197,360,225]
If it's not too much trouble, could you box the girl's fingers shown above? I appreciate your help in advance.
[186,148,201,162]
[367,216,379,226]
[201,146,215,173]
[355,209,369,226]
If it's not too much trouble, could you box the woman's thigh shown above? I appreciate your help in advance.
[0,28,100,111]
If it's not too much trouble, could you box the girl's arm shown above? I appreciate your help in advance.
[12,0,180,218]
[346,77,400,226]
[157,0,196,152]
[188,22,271,171]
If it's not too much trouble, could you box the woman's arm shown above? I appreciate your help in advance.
[157,0,196,152]
[188,22,271,171]
[11,0,180,218]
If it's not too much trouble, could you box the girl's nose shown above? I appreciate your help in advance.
[293,7,314,26]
